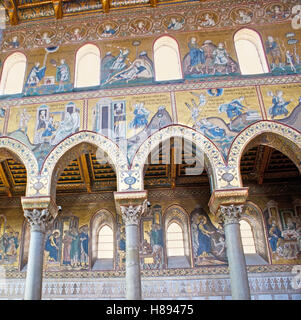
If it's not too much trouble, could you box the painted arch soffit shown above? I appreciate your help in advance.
[33,131,128,196]
[227,121,301,179]
[131,125,228,190]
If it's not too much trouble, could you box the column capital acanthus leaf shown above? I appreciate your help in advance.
[120,200,147,225]
[219,204,244,225]
[24,208,56,232]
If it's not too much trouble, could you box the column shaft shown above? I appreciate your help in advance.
[224,221,250,300]
[125,223,141,300]
[220,204,250,300]
[22,199,58,300]
[24,230,45,300]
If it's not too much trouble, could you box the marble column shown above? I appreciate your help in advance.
[120,201,147,300]
[22,198,58,300]
[220,204,251,300]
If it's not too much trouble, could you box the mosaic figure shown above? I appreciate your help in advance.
[54,59,71,92]
[24,62,46,95]
[267,90,291,119]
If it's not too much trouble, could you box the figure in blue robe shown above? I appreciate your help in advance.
[188,37,205,73]
[79,228,89,266]
[45,231,60,262]
[267,221,283,252]
[42,117,56,138]
[197,216,214,258]
[197,119,226,140]
[268,91,290,119]
[218,97,246,121]
[55,59,70,92]
[25,62,46,95]
[129,102,150,130]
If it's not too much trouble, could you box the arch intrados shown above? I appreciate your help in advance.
[238,132,301,174]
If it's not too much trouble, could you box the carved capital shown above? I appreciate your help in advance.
[219,204,244,225]
[21,196,58,232]
[114,190,148,225]
[24,208,56,232]
[120,201,147,225]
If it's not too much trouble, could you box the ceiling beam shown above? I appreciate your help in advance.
[256,145,273,185]
[0,162,12,197]
[78,154,92,193]
[102,0,110,13]
[149,0,157,7]
[52,0,63,19]
[2,0,19,25]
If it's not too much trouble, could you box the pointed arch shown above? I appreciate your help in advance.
[0,52,27,95]
[234,28,269,75]
[0,137,39,195]
[164,204,191,268]
[74,43,101,88]
[228,121,301,187]
[90,209,115,270]
[40,131,128,198]
[131,125,225,191]
[240,201,270,264]
[153,36,183,81]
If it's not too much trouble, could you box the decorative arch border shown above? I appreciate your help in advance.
[0,137,39,196]
[228,121,301,187]
[131,125,226,190]
[40,131,128,196]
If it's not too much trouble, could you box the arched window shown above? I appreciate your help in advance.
[234,28,269,75]
[91,209,114,270]
[97,225,114,259]
[74,44,100,88]
[0,52,26,95]
[239,219,256,254]
[154,36,182,81]
[166,222,185,256]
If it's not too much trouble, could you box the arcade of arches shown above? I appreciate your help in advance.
[0,0,301,300]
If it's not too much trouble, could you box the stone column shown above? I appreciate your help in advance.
[220,204,251,300]
[22,197,58,300]
[114,191,147,300]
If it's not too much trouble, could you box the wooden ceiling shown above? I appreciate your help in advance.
[1,0,198,26]
[0,140,300,197]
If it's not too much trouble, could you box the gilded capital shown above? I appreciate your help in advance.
[219,204,244,225]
